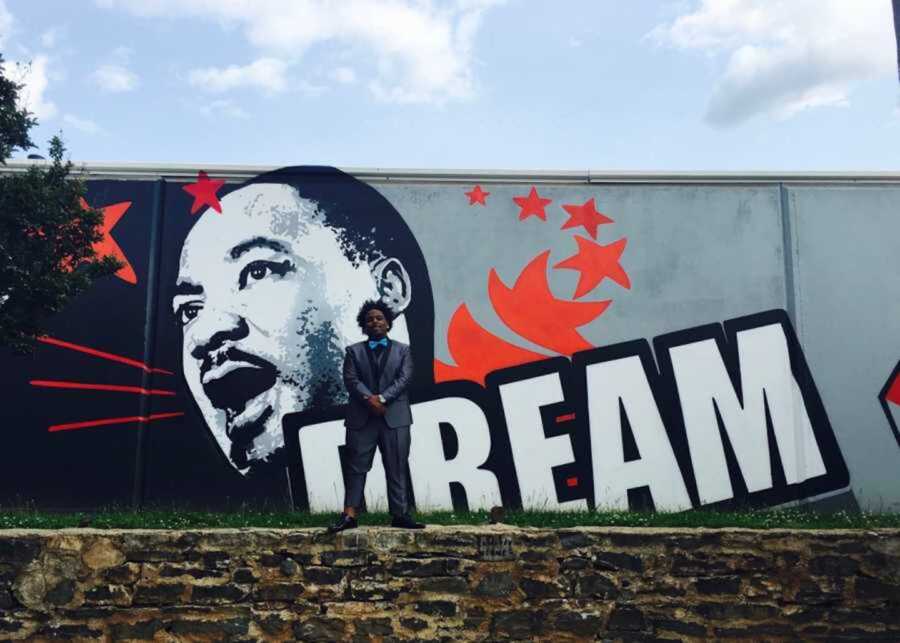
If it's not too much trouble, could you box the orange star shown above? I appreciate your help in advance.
[80,198,137,285]
[465,185,490,205]
[554,235,630,298]
[560,198,613,239]
[513,186,552,221]
[183,171,225,214]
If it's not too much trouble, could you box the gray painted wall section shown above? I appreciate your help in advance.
[786,186,900,510]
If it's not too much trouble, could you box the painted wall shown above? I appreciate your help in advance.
[1,166,898,512]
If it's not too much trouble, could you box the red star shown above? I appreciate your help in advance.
[465,185,490,206]
[513,186,552,221]
[560,198,613,239]
[80,198,137,285]
[183,171,225,214]
[554,235,630,298]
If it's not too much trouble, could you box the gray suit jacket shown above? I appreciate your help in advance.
[343,339,413,430]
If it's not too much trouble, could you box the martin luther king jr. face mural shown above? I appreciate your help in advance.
[172,169,434,473]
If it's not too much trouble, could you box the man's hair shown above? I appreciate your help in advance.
[356,299,396,333]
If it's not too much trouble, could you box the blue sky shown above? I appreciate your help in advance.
[2,0,898,170]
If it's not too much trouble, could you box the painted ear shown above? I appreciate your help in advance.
[372,257,412,314]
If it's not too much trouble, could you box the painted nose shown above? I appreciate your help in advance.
[189,309,250,360]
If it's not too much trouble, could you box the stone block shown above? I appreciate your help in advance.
[109,619,164,640]
[856,576,900,602]
[191,583,250,603]
[294,616,348,641]
[253,582,305,602]
[304,566,345,585]
[35,623,103,640]
[492,609,543,638]
[474,572,516,597]
[158,563,225,579]
[354,617,394,637]
[608,606,646,631]
[594,551,643,572]
[521,577,562,599]
[695,575,741,595]
[232,566,259,583]
[391,558,462,577]
[651,618,707,637]
[558,531,591,550]
[809,555,860,576]
[132,583,187,605]
[575,573,618,599]
[82,539,125,570]
[400,616,428,631]
[415,600,456,616]
[320,550,372,567]
[170,617,250,637]
[415,576,469,594]
[551,610,605,637]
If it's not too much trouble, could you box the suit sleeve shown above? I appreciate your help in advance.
[343,347,374,401]
[379,346,414,404]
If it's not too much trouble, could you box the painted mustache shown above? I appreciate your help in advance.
[198,347,277,413]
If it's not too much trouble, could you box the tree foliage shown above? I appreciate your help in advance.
[0,55,120,352]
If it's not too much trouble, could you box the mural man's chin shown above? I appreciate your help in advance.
[172,171,428,474]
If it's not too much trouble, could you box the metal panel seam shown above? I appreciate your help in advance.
[132,179,166,509]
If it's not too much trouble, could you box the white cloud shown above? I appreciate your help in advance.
[91,63,138,92]
[649,0,896,126]
[187,57,288,93]
[96,0,503,103]
[63,113,104,135]
[196,98,250,119]
[2,55,57,120]
[331,66,357,85]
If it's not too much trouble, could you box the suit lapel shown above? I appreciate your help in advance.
[377,341,395,389]
[355,343,377,390]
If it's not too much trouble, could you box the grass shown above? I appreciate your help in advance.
[0,508,898,530]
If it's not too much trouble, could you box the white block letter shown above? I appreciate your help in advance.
[586,356,692,511]
[409,397,502,510]
[499,373,588,510]
[668,324,826,505]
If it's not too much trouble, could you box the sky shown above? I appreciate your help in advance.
[1,0,898,171]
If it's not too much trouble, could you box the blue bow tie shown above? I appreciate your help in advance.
[368,338,389,349]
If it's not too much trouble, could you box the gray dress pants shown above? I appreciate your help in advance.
[344,416,411,517]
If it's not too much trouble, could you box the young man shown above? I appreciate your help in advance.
[328,300,425,531]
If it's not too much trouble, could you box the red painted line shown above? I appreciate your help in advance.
[37,336,174,375]
[556,412,576,423]
[48,411,184,433]
[566,477,579,488]
[30,380,176,396]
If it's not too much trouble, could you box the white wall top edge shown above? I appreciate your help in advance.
[2,160,900,184]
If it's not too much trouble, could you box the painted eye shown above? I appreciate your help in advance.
[238,259,295,289]
[248,263,269,281]
[177,303,202,326]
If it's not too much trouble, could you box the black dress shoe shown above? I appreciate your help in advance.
[326,513,358,533]
[391,515,425,529]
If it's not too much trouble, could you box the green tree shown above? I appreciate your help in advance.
[0,55,120,352]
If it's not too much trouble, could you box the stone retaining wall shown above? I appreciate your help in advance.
[0,526,898,641]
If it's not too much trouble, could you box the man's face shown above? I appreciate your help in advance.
[173,183,379,471]
[364,309,390,340]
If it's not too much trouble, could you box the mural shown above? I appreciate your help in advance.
[1,166,898,512]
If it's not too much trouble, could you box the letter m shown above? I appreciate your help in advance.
[659,313,828,506]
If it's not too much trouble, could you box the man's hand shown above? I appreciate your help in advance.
[365,395,387,416]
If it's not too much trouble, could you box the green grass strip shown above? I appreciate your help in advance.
[0,508,898,530]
